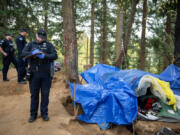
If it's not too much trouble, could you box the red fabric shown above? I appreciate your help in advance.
[144,98,157,110]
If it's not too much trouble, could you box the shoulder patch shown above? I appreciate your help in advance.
[1,40,5,43]
[19,37,23,41]
[0,40,4,45]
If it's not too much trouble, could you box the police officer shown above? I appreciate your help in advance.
[0,33,18,81]
[16,28,28,84]
[22,29,57,122]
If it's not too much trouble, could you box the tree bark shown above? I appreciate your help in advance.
[174,0,180,56]
[174,0,180,67]
[62,0,79,83]
[115,0,139,68]
[100,0,108,64]
[86,37,89,65]
[163,12,171,69]
[90,0,95,67]
[139,0,147,70]
[72,0,79,81]
[115,1,124,64]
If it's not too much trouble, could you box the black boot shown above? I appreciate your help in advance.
[42,115,49,121]
[28,115,37,123]
[3,78,9,82]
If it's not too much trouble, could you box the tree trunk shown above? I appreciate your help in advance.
[86,37,89,65]
[174,0,180,67]
[90,0,95,67]
[163,12,171,69]
[139,0,147,70]
[174,0,180,56]
[115,0,139,68]
[72,0,79,80]
[100,0,108,64]
[115,1,124,64]
[62,0,79,83]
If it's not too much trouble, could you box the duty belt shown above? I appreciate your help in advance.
[30,64,50,72]
[31,60,50,65]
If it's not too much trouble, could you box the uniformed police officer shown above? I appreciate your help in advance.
[22,29,57,122]
[0,33,18,81]
[16,28,28,84]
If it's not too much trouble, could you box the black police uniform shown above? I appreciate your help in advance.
[0,39,18,81]
[16,34,27,82]
[22,40,57,118]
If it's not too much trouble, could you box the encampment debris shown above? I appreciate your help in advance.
[69,64,180,130]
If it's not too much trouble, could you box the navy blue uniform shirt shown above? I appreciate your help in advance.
[0,39,15,56]
[16,35,27,58]
[22,40,57,72]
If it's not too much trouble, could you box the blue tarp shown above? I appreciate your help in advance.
[69,64,180,126]
[102,64,180,95]
[81,64,120,85]
[160,64,180,95]
[70,64,138,125]
[102,69,157,92]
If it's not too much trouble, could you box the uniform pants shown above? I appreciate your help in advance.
[29,72,52,117]
[2,55,18,80]
[17,58,27,82]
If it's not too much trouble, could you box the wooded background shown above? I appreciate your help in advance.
[0,0,178,82]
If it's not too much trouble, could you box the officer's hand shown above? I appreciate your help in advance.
[3,52,7,57]
[37,53,45,59]
[32,49,40,55]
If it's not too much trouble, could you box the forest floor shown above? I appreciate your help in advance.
[0,69,180,135]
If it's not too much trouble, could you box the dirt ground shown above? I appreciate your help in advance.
[0,69,180,135]
[0,69,133,135]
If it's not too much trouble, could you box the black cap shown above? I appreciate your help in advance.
[37,29,46,39]
[20,28,27,32]
[5,33,13,37]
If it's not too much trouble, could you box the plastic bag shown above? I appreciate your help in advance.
[137,75,177,111]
